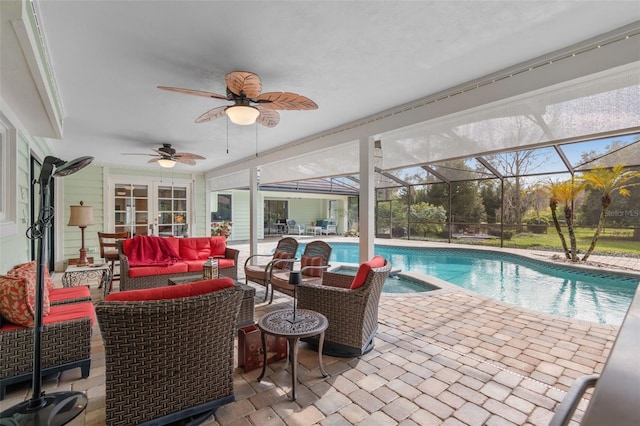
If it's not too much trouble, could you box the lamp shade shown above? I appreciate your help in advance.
[68,201,95,227]
[226,105,260,125]
[288,271,302,285]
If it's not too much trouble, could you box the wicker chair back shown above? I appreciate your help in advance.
[297,259,391,357]
[95,285,243,425]
[244,237,299,302]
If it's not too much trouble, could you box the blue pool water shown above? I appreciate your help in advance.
[300,243,639,325]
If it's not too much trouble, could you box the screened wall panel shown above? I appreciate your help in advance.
[378,62,640,170]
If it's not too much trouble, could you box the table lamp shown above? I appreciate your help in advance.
[287,271,303,324]
[68,201,95,266]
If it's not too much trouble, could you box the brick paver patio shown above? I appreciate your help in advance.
[3,239,637,425]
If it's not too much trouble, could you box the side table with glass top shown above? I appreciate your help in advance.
[257,309,329,400]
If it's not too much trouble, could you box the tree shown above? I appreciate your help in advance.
[578,165,640,261]
[409,202,447,236]
[544,179,585,261]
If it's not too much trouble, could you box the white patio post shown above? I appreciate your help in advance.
[359,137,375,263]
[249,165,259,258]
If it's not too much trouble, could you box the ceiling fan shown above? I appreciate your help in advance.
[122,143,205,168]
[158,71,318,128]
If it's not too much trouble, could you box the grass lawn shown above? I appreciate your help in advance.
[473,229,640,255]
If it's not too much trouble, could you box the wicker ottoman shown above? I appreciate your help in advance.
[236,283,255,328]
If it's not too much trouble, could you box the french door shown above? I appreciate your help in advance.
[110,177,191,237]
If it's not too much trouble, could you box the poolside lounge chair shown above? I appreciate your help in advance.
[268,240,332,303]
[244,237,299,302]
[297,256,391,357]
[286,219,305,235]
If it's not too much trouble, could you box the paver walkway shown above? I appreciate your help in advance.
[3,238,636,425]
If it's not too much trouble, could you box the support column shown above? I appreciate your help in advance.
[359,138,375,263]
[249,166,258,258]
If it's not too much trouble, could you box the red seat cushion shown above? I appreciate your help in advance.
[49,286,91,304]
[105,278,235,301]
[183,259,208,273]
[301,255,323,277]
[127,262,189,278]
[350,255,386,290]
[1,301,95,331]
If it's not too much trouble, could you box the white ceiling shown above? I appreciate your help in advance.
[13,1,640,172]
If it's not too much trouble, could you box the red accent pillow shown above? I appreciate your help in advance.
[105,277,235,302]
[9,260,55,293]
[209,237,227,257]
[0,275,51,327]
[301,255,323,277]
[350,255,386,290]
[273,250,292,269]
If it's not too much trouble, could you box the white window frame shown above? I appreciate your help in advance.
[0,117,17,237]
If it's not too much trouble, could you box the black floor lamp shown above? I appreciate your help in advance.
[1,155,93,426]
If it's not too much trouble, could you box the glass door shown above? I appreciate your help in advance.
[156,184,189,237]
[114,184,149,236]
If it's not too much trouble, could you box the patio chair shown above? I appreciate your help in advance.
[297,256,391,357]
[286,219,305,235]
[268,240,332,303]
[244,237,299,302]
[98,231,129,283]
[96,278,243,426]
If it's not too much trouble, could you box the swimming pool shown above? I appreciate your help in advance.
[300,242,639,325]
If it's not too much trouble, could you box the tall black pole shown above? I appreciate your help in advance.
[1,156,93,425]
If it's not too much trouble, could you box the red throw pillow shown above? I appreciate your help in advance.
[6,262,52,318]
[9,260,55,293]
[301,255,323,277]
[105,277,235,301]
[272,250,292,269]
[350,255,386,290]
[0,275,39,326]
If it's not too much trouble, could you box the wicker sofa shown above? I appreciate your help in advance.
[96,278,243,425]
[118,236,239,291]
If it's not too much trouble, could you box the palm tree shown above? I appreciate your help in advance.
[544,179,585,261]
[544,180,571,259]
[578,164,640,261]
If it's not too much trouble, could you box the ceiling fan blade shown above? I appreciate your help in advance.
[147,158,160,163]
[225,71,262,98]
[157,86,228,100]
[122,153,158,157]
[255,107,280,128]
[195,106,227,123]
[175,157,196,166]
[175,152,206,160]
[256,92,318,110]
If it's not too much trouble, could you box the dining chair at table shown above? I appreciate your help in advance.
[98,231,129,282]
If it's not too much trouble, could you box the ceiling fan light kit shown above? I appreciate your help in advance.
[226,105,260,125]
[157,158,176,168]
[122,143,204,168]
[158,71,317,128]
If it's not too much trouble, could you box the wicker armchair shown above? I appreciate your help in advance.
[297,258,391,357]
[244,237,299,302]
[268,240,332,303]
[95,281,243,426]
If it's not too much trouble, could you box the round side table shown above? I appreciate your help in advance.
[257,309,329,400]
